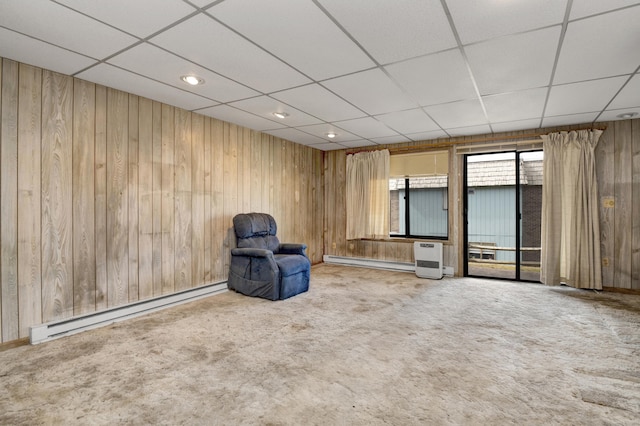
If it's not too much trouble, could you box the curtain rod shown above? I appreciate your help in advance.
[346,125,608,155]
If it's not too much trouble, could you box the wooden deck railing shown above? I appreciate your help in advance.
[468,243,541,266]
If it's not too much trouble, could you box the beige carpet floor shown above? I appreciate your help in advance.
[1,264,639,425]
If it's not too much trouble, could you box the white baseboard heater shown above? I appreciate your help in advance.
[30,281,228,345]
[323,255,414,272]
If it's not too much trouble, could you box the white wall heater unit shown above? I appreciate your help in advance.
[414,242,443,279]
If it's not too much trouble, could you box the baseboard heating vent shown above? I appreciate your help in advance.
[414,242,444,279]
[30,281,228,345]
[323,255,414,272]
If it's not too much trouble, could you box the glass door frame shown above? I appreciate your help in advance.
[463,150,541,283]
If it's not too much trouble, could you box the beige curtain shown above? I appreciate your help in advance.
[540,130,603,289]
[346,149,390,240]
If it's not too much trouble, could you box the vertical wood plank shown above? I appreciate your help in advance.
[399,241,414,262]
[138,97,153,300]
[17,63,42,338]
[161,104,175,294]
[385,241,398,262]
[251,131,262,212]
[261,133,271,214]
[324,151,336,256]
[363,240,373,259]
[280,140,291,240]
[299,145,309,247]
[372,241,382,260]
[211,119,225,281]
[596,125,615,287]
[241,127,252,213]
[128,95,139,302]
[632,119,640,289]
[271,138,282,229]
[269,136,276,216]
[41,70,73,322]
[203,117,212,282]
[174,109,192,291]
[335,151,347,256]
[293,144,308,241]
[94,85,107,310]
[106,88,129,306]
[72,79,96,315]
[614,120,632,289]
[191,113,204,286]
[313,149,324,263]
[151,101,163,296]
[1,59,19,341]
[223,123,238,275]
[235,126,244,216]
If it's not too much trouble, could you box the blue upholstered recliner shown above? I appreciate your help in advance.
[228,213,310,300]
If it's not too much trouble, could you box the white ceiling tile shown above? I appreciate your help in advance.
[188,0,217,8]
[0,0,136,59]
[466,27,561,95]
[229,96,322,127]
[0,27,96,75]
[296,124,360,142]
[370,135,411,144]
[554,7,640,84]
[318,0,456,64]
[483,88,548,123]
[541,112,598,128]
[55,0,196,38]
[264,128,329,146]
[197,105,283,131]
[424,99,487,128]
[150,14,310,93]
[210,0,374,80]
[447,0,567,44]
[385,49,477,106]
[108,43,258,102]
[406,130,449,142]
[597,108,640,121]
[271,84,365,122]
[339,140,380,149]
[322,68,417,115]
[607,74,640,110]
[491,119,542,133]
[446,125,492,137]
[570,0,640,19]
[545,76,628,116]
[375,109,440,134]
[311,142,347,151]
[77,64,217,111]
[333,117,398,139]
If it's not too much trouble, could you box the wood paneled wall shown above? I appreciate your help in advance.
[0,58,324,343]
[325,121,640,291]
[596,119,640,290]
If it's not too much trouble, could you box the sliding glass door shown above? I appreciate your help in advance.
[464,151,543,282]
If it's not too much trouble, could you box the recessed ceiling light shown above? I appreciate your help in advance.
[326,132,337,139]
[616,112,638,119]
[273,112,289,119]
[181,75,204,86]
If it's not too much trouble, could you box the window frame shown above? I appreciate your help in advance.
[388,149,451,241]
[389,177,449,240]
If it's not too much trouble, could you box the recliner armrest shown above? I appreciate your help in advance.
[231,248,273,258]
[278,243,308,256]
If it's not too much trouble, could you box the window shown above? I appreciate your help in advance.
[389,151,449,239]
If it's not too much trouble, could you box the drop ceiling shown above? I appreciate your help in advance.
[1,0,639,151]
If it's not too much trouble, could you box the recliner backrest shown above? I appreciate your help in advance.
[233,213,280,252]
